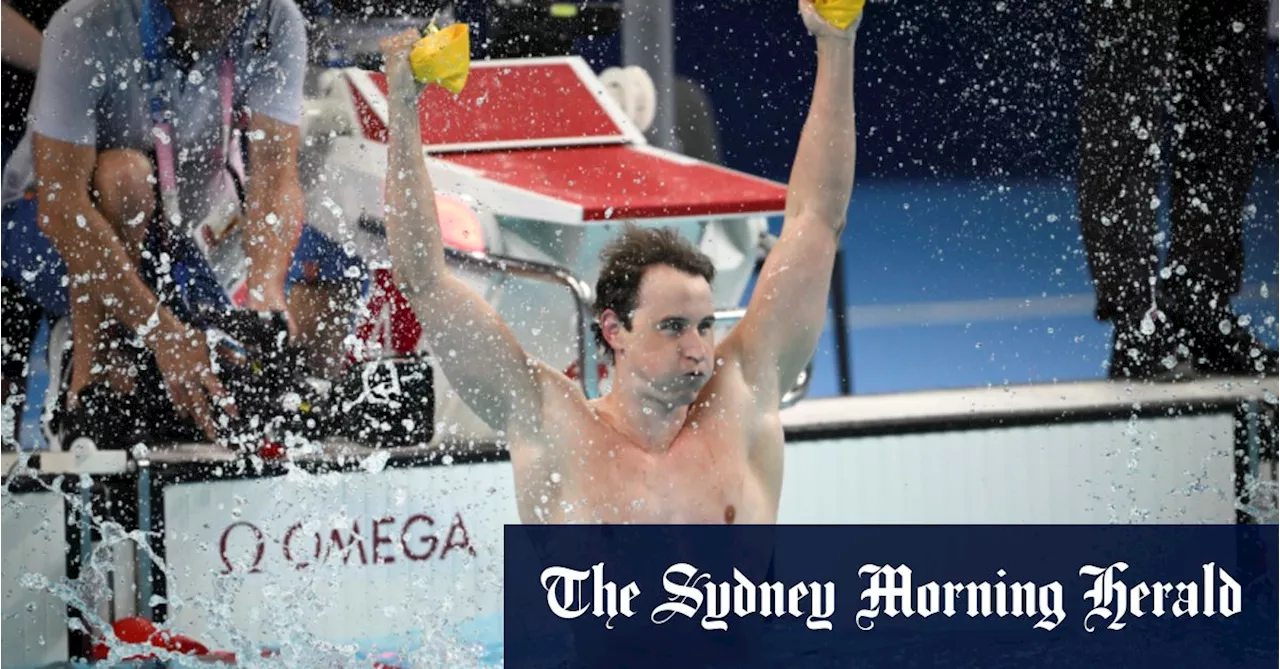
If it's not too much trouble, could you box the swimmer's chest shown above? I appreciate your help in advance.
[564,421,768,524]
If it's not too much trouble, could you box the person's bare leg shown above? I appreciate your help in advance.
[65,149,156,400]
[92,150,153,262]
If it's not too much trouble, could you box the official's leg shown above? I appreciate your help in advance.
[1077,0,1179,377]
[1163,0,1276,375]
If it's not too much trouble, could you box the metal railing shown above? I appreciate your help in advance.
[444,248,601,397]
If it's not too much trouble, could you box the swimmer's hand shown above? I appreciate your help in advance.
[380,29,426,104]
[380,24,471,101]
[409,23,470,94]
[800,0,862,41]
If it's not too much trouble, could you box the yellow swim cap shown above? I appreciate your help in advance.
[814,0,865,30]
[409,23,471,94]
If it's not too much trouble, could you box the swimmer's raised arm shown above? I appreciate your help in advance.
[379,30,545,436]
[724,0,860,410]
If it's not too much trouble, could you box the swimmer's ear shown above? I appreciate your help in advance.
[599,309,626,353]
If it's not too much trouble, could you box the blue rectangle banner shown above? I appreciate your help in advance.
[504,525,1277,668]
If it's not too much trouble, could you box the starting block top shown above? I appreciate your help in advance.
[347,58,644,152]
[441,144,787,221]
[343,57,787,222]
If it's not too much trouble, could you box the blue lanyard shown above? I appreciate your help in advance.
[139,0,178,127]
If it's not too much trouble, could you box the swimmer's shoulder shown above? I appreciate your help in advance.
[526,358,589,404]
[505,357,596,444]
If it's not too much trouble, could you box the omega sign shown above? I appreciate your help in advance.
[218,512,476,574]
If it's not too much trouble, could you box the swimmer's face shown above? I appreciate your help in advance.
[602,265,716,406]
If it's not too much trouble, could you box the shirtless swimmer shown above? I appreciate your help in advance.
[379,0,860,524]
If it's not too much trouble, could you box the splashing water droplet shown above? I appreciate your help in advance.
[361,450,389,473]
[1236,479,1278,523]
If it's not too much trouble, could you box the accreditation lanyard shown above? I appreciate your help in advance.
[139,0,249,229]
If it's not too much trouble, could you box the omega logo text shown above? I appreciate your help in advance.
[218,512,476,574]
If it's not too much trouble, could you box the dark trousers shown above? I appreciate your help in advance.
[1077,0,1270,324]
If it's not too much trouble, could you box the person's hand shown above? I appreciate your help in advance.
[800,0,861,42]
[380,29,425,104]
[148,324,235,441]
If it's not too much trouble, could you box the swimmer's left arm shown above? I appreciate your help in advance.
[727,1,860,407]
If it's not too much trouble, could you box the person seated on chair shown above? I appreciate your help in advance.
[0,0,346,449]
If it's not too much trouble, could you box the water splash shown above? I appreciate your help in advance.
[1236,478,1279,525]
[4,457,503,668]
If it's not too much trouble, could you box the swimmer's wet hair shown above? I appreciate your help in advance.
[593,224,716,363]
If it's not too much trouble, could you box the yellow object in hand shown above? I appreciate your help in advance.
[814,0,865,30]
[409,23,471,94]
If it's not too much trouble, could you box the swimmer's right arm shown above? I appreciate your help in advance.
[380,30,546,437]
